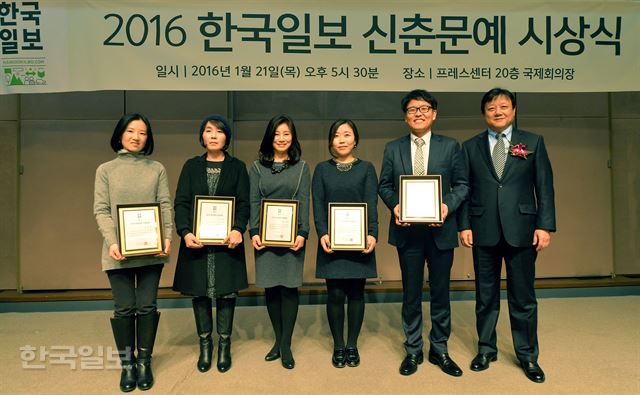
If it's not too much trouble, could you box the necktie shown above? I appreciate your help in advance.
[492,133,507,178]
[413,138,425,175]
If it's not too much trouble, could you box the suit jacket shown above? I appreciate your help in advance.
[173,153,250,296]
[378,133,469,250]
[457,128,556,247]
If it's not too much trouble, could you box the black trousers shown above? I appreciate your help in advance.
[397,226,454,355]
[107,264,163,318]
[473,237,539,362]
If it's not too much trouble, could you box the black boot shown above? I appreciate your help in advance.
[110,316,137,393]
[136,311,160,391]
[216,298,236,373]
[192,297,213,372]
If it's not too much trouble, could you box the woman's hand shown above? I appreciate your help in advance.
[363,235,377,254]
[109,244,126,261]
[320,234,333,254]
[184,233,204,249]
[290,235,305,252]
[224,230,243,249]
[155,239,172,256]
[252,235,265,250]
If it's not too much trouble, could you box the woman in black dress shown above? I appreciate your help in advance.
[173,115,250,373]
[312,119,378,368]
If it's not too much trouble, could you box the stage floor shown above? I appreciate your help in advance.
[1,296,639,394]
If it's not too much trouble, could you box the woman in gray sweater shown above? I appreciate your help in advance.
[249,115,310,369]
[94,113,173,392]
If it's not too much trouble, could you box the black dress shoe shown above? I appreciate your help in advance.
[264,345,280,361]
[520,361,545,383]
[345,347,360,367]
[332,348,346,368]
[470,352,497,371]
[399,352,424,376]
[281,348,295,369]
[428,351,463,377]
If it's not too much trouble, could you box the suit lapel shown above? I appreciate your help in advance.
[426,133,441,173]
[399,135,413,175]
[500,128,518,179]
[477,131,499,180]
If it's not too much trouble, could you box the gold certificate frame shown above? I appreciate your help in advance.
[193,195,235,245]
[399,175,443,223]
[116,203,164,257]
[329,203,367,251]
[259,199,298,247]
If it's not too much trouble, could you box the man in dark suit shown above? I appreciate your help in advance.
[379,90,468,376]
[458,88,556,383]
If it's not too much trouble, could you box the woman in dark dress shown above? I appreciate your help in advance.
[249,115,310,369]
[173,115,250,373]
[312,119,378,368]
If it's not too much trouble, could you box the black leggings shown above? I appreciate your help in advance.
[326,278,366,349]
[107,264,163,318]
[265,286,299,352]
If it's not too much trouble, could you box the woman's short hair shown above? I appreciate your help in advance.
[258,114,302,166]
[198,114,232,151]
[328,119,359,158]
[110,113,154,155]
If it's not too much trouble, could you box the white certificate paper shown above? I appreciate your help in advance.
[198,201,230,240]
[122,209,159,250]
[333,208,363,245]
[264,205,293,242]
[404,181,437,219]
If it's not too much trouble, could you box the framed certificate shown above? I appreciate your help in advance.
[259,199,298,247]
[399,175,443,223]
[329,203,367,251]
[193,195,235,245]
[116,203,164,257]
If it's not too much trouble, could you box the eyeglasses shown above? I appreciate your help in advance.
[406,106,432,115]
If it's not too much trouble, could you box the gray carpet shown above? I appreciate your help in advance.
[1,296,639,394]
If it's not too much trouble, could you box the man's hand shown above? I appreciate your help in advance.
[533,229,551,252]
[459,230,473,248]
[394,204,410,227]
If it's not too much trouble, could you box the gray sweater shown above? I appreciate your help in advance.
[94,151,174,271]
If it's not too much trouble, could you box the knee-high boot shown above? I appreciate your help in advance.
[216,298,236,373]
[192,297,213,372]
[110,316,137,393]
[136,311,160,391]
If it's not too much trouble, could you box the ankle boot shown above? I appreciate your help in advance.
[192,297,213,372]
[110,316,137,393]
[136,311,160,391]
[216,298,236,373]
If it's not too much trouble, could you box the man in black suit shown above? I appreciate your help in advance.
[458,88,556,383]
[379,90,468,376]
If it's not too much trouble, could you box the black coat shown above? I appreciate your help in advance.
[457,129,556,247]
[172,153,250,296]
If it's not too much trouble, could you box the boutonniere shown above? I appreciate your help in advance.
[509,143,533,159]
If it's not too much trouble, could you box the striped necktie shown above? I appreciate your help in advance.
[492,133,507,178]
[413,138,425,175]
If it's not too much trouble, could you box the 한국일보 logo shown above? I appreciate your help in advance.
[1,1,46,86]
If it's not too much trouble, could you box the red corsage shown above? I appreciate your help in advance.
[509,143,533,159]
